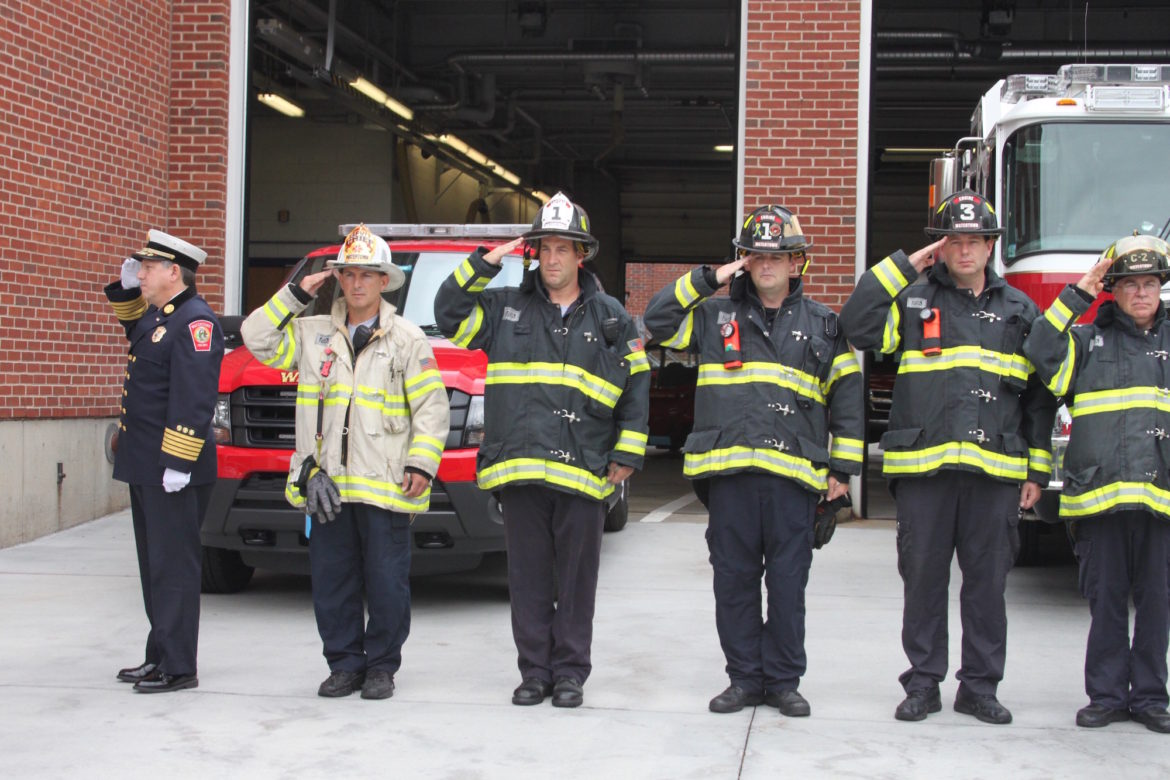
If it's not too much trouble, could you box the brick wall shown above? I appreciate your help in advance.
[0,1,229,420]
[741,0,861,311]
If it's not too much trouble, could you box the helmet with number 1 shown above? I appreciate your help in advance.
[732,205,813,276]
[1100,232,1170,292]
[924,190,1004,237]
[522,191,599,263]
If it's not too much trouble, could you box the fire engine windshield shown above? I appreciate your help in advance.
[1002,122,1170,264]
[397,252,526,329]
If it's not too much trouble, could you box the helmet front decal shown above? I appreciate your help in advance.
[340,224,377,265]
[540,192,574,231]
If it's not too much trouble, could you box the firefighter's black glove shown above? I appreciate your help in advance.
[813,494,851,550]
[306,469,342,524]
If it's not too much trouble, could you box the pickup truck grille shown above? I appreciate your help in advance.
[230,386,469,449]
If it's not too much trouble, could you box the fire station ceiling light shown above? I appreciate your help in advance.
[257,92,305,118]
[532,191,551,203]
[349,76,415,122]
[714,144,734,152]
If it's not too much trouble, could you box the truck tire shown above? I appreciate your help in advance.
[604,482,629,533]
[201,546,255,593]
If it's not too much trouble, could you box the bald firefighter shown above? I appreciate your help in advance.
[1023,234,1170,734]
[643,205,864,717]
[839,190,1056,725]
[242,224,449,700]
[434,192,649,708]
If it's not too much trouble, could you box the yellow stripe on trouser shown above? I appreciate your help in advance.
[478,458,615,500]
[882,442,1027,481]
[683,446,828,492]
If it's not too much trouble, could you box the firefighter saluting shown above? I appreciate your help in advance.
[840,190,1056,724]
[643,205,864,717]
[434,192,649,709]
[1023,234,1170,734]
[105,230,223,693]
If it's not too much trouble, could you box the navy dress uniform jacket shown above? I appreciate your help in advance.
[105,283,223,485]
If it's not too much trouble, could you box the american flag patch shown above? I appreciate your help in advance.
[420,357,435,370]
[627,338,644,353]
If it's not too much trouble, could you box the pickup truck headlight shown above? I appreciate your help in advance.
[213,394,232,444]
[462,394,485,447]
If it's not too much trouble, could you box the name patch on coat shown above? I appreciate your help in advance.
[716,310,736,325]
[906,297,928,310]
[316,333,332,346]
[188,320,213,352]
[502,306,521,322]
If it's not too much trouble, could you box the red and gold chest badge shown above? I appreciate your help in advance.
[188,320,213,352]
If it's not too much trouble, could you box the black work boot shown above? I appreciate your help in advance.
[551,677,583,708]
[360,669,395,700]
[512,677,554,706]
[1130,707,1170,733]
[709,685,764,713]
[1075,704,1129,728]
[317,670,365,698]
[769,690,811,717]
[894,687,942,722]
[954,687,1012,724]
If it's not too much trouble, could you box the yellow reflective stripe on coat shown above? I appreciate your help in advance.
[1061,481,1170,518]
[1046,333,1077,397]
[405,369,444,403]
[660,310,695,349]
[1028,447,1053,477]
[257,295,298,369]
[825,352,861,394]
[453,258,490,292]
[673,273,701,308]
[882,442,1027,481]
[478,458,615,500]
[486,362,622,408]
[451,303,485,348]
[407,434,444,469]
[898,346,1031,384]
[613,429,648,457]
[683,446,828,492]
[881,302,902,354]
[625,349,650,375]
[829,436,864,464]
[1070,386,1170,418]
[1044,296,1076,332]
[284,475,430,513]
[698,361,825,405]
[873,255,910,299]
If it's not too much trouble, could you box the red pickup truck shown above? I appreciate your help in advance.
[202,224,629,593]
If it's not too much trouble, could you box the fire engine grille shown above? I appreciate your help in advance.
[230,386,469,448]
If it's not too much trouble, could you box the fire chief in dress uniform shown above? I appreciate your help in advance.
[104,230,223,693]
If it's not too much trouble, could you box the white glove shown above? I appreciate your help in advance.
[162,468,191,493]
[121,258,141,289]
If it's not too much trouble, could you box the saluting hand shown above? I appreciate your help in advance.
[714,257,748,285]
[484,238,524,267]
[908,238,947,273]
[298,268,336,296]
[1076,253,1115,298]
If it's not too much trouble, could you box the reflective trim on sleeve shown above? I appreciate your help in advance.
[660,310,695,350]
[1047,334,1078,397]
[1028,447,1053,478]
[613,429,648,457]
[825,352,861,393]
[673,273,701,309]
[450,303,486,348]
[872,255,910,299]
[829,436,865,464]
[408,434,444,469]
[626,349,650,375]
[405,369,445,403]
[1044,297,1076,332]
[881,302,902,355]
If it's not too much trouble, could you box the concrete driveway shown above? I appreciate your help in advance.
[1,470,1166,779]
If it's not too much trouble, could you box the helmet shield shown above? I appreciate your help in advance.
[523,191,599,262]
[732,205,812,276]
[924,190,1004,237]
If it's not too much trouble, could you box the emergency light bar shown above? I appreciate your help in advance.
[341,224,531,239]
[1000,63,1170,106]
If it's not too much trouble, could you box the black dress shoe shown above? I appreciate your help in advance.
[318,670,365,698]
[512,677,554,706]
[117,662,158,683]
[772,690,811,717]
[133,672,198,693]
[551,677,583,708]
[954,688,1012,724]
[1076,704,1129,728]
[709,685,764,713]
[894,687,941,721]
[360,670,395,700]
[1130,707,1170,734]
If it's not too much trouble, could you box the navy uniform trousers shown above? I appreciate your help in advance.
[706,472,818,695]
[309,503,412,675]
[894,471,1020,696]
[1074,510,1170,711]
[501,484,606,685]
[129,482,210,677]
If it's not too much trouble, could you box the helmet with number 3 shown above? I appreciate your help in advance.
[924,190,1004,238]
[522,191,599,262]
[1100,232,1170,292]
[732,205,813,276]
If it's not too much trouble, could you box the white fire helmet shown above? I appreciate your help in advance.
[327,224,405,291]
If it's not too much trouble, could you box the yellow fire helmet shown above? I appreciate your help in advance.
[327,224,405,291]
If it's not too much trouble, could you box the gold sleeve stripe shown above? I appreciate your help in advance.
[161,428,205,461]
[111,297,149,321]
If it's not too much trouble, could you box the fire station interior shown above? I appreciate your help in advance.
[244,0,1170,523]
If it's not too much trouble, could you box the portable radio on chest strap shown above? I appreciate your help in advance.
[721,320,743,369]
[920,308,941,356]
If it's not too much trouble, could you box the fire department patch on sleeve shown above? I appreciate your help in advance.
[626,338,644,353]
[188,320,213,352]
